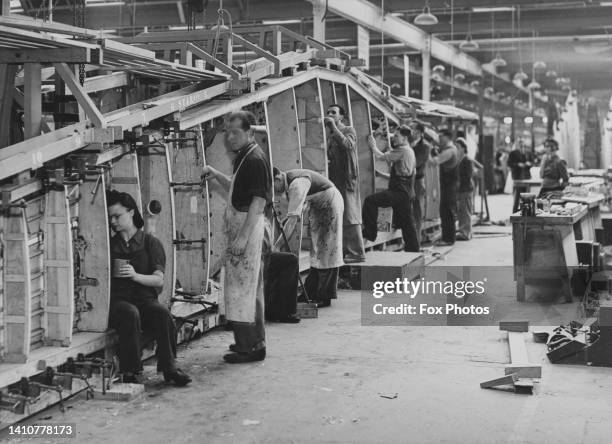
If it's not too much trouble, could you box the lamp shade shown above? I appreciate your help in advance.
[533,60,547,70]
[414,6,438,26]
[513,70,528,81]
[459,35,479,51]
[545,70,557,78]
[527,80,541,90]
[490,53,507,67]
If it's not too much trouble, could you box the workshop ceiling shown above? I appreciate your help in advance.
[12,0,612,90]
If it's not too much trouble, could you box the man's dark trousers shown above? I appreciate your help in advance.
[363,189,420,252]
[264,252,298,320]
[439,171,458,244]
[109,297,177,374]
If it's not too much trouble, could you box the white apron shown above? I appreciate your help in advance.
[220,145,266,323]
[307,187,344,269]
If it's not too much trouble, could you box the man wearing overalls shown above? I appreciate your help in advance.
[202,110,272,364]
[362,125,420,252]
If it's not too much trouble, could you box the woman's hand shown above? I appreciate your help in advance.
[118,264,137,280]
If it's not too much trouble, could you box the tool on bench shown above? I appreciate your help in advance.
[271,203,318,319]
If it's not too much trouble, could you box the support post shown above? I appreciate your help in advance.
[421,45,431,101]
[1,0,10,16]
[357,25,370,70]
[0,64,17,147]
[313,1,326,42]
[403,54,410,96]
[511,101,516,142]
[24,63,42,139]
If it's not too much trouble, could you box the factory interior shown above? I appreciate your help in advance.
[1,0,612,443]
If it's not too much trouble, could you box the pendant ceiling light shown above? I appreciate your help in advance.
[514,70,528,81]
[534,60,547,70]
[488,11,507,68]
[414,1,438,26]
[454,73,465,82]
[459,12,479,51]
[527,80,541,90]
[546,70,558,78]
[432,64,445,73]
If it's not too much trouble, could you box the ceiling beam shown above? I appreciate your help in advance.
[306,0,484,77]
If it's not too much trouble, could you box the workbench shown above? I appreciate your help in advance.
[511,206,588,302]
[557,194,604,241]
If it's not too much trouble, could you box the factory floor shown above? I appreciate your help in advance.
[5,193,612,444]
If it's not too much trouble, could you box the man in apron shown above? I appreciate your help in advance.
[202,110,272,364]
[272,167,344,308]
[430,130,459,246]
[325,103,366,263]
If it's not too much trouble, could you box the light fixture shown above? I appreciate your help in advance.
[527,80,541,90]
[524,116,534,124]
[459,12,479,51]
[454,73,465,82]
[490,53,507,67]
[562,85,571,91]
[513,70,528,81]
[546,70,557,78]
[542,116,548,124]
[432,64,445,74]
[414,1,439,26]
[484,86,494,95]
[533,60,547,70]
[503,116,513,125]
[470,80,480,88]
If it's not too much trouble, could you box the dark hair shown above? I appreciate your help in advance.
[439,129,453,139]
[228,110,257,132]
[397,125,412,139]
[411,122,425,133]
[272,166,282,178]
[106,189,144,229]
[545,138,559,151]
[328,103,345,116]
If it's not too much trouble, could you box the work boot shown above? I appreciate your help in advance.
[223,348,266,364]
[121,372,147,384]
[163,368,192,386]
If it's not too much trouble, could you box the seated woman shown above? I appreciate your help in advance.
[538,138,569,197]
[107,190,191,386]
[272,167,344,308]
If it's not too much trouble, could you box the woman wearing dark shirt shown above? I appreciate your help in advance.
[107,190,190,386]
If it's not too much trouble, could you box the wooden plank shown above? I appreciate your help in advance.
[138,132,176,308]
[294,79,327,175]
[265,89,303,255]
[0,47,100,64]
[505,365,542,379]
[74,173,110,332]
[54,62,106,129]
[480,373,518,389]
[499,321,530,332]
[109,153,143,212]
[508,332,530,363]
[0,64,17,148]
[44,187,74,346]
[170,126,209,296]
[3,207,31,362]
[349,87,375,206]
[23,62,42,139]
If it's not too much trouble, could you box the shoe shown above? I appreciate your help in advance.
[121,372,147,384]
[344,255,366,264]
[434,240,454,246]
[277,314,301,323]
[228,343,239,352]
[456,235,470,241]
[316,300,331,308]
[223,348,266,364]
[163,368,192,386]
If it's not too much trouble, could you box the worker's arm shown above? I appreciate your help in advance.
[539,155,548,178]
[325,118,356,152]
[367,134,400,161]
[202,165,231,193]
[559,160,569,185]
[229,196,267,256]
[117,236,165,288]
[274,178,310,249]
[430,147,454,165]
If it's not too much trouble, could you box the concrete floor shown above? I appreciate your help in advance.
[4,193,612,444]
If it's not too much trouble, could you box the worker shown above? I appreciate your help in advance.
[409,121,432,237]
[202,110,271,364]
[363,125,420,252]
[455,138,474,241]
[107,190,191,386]
[325,103,366,263]
[430,129,459,246]
[272,167,344,308]
[507,138,534,212]
[538,137,569,197]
